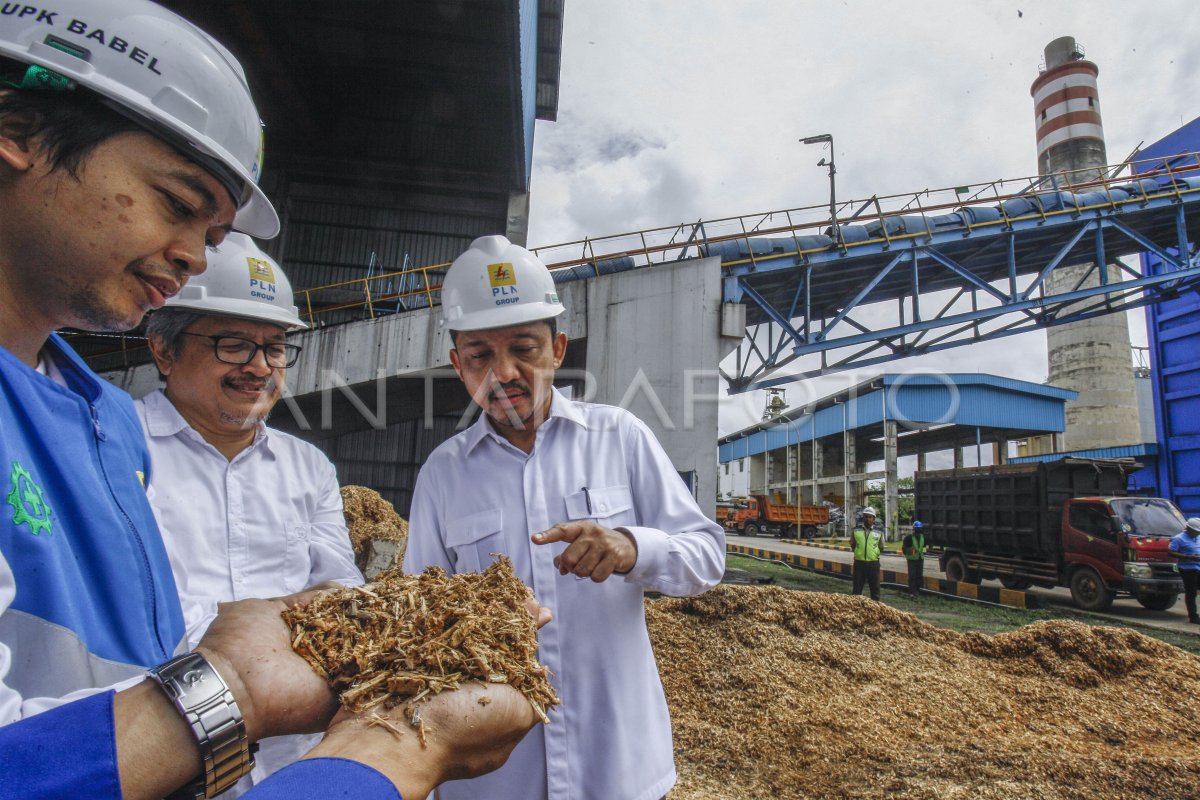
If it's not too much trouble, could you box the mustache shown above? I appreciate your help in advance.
[223,375,278,393]
[488,380,530,400]
[133,259,186,288]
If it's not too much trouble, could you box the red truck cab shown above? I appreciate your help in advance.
[1061,496,1185,610]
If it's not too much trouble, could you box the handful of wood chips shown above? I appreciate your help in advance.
[283,556,559,728]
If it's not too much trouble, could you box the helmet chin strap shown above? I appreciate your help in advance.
[1,62,73,91]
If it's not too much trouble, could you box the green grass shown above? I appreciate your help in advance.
[726,554,1200,656]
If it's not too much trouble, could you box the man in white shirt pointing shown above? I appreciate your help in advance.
[138,234,363,794]
[406,235,726,800]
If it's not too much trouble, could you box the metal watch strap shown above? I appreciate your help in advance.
[148,651,255,799]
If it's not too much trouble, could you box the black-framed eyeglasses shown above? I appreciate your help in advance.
[180,332,302,368]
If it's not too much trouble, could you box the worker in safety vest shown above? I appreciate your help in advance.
[851,506,883,601]
[901,520,927,597]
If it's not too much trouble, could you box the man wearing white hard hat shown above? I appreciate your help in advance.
[406,235,726,800]
[851,507,883,601]
[1168,518,1200,624]
[0,3,539,798]
[139,234,364,794]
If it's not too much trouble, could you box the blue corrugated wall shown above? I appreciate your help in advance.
[1137,117,1200,517]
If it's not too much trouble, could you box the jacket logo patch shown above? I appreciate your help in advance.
[7,461,53,536]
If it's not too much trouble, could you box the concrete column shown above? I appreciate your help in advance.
[750,453,766,494]
[811,436,823,507]
[884,419,899,541]
[843,423,856,537]
[505,192,530,247]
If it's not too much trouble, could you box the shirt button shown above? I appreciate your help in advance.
[598,503,607,512]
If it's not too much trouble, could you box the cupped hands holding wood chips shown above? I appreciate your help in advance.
[279,556,558,793]
[190,556,552,797]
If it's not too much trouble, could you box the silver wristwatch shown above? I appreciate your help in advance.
[148,651,255,799]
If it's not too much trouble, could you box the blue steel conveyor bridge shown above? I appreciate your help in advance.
[77,152,1200,391]
[710,152,1200,392]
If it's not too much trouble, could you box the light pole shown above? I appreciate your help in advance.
[801,133,840,246]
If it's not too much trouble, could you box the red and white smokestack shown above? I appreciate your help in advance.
[1030,36,1106,180]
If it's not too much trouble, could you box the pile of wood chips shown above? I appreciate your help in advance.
[284,556,558,737]
[341,485,409,573]
[649,585,1200,800]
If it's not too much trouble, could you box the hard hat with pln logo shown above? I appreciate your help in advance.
[861,506,877,517]
[163,233,307,330]
[439,235,565,332]
[0,0,279,238]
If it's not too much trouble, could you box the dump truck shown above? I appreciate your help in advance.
[714,501,739,527]
[725,494,830,539]
[915,458,1186,612]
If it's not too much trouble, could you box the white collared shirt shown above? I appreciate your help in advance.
[136,389,362,793]
[407,388,725,800]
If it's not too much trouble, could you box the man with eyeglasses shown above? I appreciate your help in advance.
[137,233,363,795]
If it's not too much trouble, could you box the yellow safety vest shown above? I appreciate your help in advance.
[903,532,925,561]
[852,527,881,562]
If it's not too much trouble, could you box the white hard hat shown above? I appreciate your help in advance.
[1188,518,1200,534]
[164,233,306,330]
[0,0,279,238]
[439,235,565,332]
[862,506,877,517]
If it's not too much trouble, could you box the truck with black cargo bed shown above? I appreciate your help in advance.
[915,458,1185,612]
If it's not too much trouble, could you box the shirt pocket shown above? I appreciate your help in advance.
[282,522,313,593]
[563,485,635,525]
[445,508,505,574]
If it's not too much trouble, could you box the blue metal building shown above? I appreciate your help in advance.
[1137,118,1200,517]
[718,373,1077,535]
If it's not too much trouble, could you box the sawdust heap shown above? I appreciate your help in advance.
[649,585,1200,800]
[284,556,558,726]
[341,485,409,571]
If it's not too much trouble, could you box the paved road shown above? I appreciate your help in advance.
[726,534,1200,637]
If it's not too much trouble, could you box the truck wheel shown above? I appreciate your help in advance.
[744,523,759,538]
[784,525,797,539]
[945,555,968,583]
[1000,576,1032,591]
[1069,568,1114,612]
[802,525,818,539]
[1136,592,1178,611]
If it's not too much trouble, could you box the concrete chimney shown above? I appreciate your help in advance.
[1031,37,1141,450]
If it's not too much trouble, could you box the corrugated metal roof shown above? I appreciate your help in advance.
[1009,444,1159,464]
[718,373,1078,462]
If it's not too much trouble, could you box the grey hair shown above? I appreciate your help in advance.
[144,308,206,359]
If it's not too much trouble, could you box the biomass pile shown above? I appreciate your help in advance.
[649,586,1200,800]
[341,485,409,573]
[284,557,558,727]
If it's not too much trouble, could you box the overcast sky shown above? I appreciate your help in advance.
[525,1,1200,434]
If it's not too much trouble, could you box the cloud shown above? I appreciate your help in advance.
[535,111,668,174]
[529,0,1196,437]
